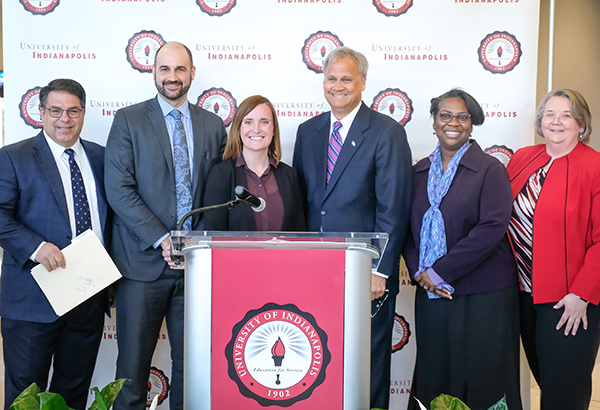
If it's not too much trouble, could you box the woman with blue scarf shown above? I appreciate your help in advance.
[403,89,521,410]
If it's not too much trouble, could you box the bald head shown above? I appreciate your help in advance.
[152,42,196,108]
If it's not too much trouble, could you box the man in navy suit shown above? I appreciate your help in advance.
[293,47,412,409]
[105,42,227,410]
[0,79,109,410]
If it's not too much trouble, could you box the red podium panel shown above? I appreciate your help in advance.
[179,233,382,410]
[211,249,345,409]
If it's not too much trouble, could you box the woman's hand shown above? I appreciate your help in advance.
[416,269,452,300]
[554,293,588,336]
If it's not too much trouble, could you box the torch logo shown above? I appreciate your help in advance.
[125,30,166,73]
[196,0,236,16]
[19,87,43,129]
[478,31,522,74]
[372,0,414,16]
[484,144,514,167]
[371,88,414,126]
[19,0,59,15]
[225,303,331,406]
[196,87,237,127]
[301,31,344,74]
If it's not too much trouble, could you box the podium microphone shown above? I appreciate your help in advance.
[235,185,266,212]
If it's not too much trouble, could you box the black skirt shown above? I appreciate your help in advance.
[407,285,522,410]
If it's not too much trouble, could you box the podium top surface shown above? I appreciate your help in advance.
[171,231,388,261]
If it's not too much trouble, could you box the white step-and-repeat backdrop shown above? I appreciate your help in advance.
[3,0,540,408]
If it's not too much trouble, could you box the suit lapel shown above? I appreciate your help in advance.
[324,103,368,199]
[148,98,175,177]
[312,114,330,201]
[81,140,108,233]
[32,132,70,227]
[189,103,205,199]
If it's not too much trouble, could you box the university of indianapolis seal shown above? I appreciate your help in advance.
[225,303,331,407]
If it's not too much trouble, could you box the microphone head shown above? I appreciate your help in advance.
[252,197,266,213]
[234,185,262,209]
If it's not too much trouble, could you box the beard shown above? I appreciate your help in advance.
[155,76,192,102]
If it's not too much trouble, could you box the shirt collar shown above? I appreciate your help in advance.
[235,153,278,170]
[329,101,362,132]
[43,131,84,161]
[156,94,191,120]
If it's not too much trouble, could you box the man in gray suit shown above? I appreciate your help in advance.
[105,42,227,410]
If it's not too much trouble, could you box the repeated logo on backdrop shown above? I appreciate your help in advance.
[301,31,344,74]
[371,88,414,126]
[147,366,170,407]
[392,313,411,353]
[197,0,237,16]
[372,0,414,16]
[126,30,167,73]
[19,0,59,15]
[484,145,514,167]
[225,303,331,407]
[19,87,43,129]
[196,88,237,127]
[478,31,522,74]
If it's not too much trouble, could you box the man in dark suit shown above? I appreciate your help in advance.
[0,79,109,410]
[293,47,412,409]
[105,42,227,410]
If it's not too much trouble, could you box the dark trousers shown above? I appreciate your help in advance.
[370,295,395,409]
[408,286,522,410]
[113,267,184,410]
[520,291,600,410]
[1,294,105,410]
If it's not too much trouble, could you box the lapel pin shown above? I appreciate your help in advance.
[351,140,356,147]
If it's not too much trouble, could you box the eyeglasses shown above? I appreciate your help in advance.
[371,290,389,318]
[438,113,471,123]
[44,107,84,118]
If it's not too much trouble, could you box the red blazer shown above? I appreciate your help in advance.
[507,143,600,305]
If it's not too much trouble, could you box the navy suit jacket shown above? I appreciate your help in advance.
[105,96,227,281]
[293,102,412,295]
[0,132,109,323]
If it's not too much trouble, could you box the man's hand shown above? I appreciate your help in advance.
[371,274,387,301]
[554,293,588,336]
[160,237,184,270]
[35,243,66,272]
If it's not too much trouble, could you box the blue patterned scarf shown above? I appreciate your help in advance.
[417,140,471,299]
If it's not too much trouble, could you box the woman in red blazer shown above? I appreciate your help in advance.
[507,89,600,410]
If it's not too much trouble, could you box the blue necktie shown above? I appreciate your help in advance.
[327,121,343,183]
[170,109,193,231]
[65,148,91,236]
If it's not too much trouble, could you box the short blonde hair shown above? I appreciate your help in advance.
[535,89,592,143]
[223,95,282,163]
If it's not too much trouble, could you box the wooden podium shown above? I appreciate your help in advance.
[173,232,387,410]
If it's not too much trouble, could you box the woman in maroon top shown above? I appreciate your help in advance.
[203,95,305,231]
[507,89,600,410]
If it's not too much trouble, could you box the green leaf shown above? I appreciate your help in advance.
[431,394,471,410]
[38,392,74,410]
[10,383,42,410]
[87,378,128,410]
[487,395,508,410]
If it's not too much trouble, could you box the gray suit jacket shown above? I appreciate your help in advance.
[105,96,227,281]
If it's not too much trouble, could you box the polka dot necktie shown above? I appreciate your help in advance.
[170,109,193,231]
[327,121,343,183]
[65,148,91,236]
